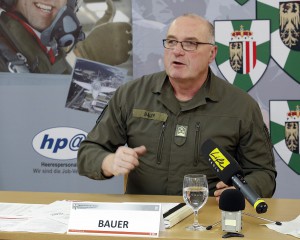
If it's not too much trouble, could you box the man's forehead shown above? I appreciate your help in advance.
[173,15,206,25]
[169,16,206,31]
[167,17,207,38]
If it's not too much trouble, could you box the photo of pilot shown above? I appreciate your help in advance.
[0,0,132,74]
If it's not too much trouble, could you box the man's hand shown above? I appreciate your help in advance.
[102,146,146,177]
[214,181,236,203]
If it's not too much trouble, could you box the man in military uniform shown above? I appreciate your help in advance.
[77,14,277,201]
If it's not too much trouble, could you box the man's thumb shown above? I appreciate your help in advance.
[134,145,147,156]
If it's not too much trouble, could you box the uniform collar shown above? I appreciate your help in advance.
[204,69,220,103]
[151,71,167,94]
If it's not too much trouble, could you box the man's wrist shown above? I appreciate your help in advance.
[101,153,115,177]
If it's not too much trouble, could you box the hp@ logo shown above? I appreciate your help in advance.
[32,127,87,160]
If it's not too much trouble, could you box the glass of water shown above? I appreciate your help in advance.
[183,174,209,231]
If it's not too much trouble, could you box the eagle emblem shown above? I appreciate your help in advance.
[257,0,300,83]
[279,2,300,50]
[270,100,300,175]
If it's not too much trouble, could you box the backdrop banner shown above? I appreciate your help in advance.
[0,73,123,194]
[0,0,299,199]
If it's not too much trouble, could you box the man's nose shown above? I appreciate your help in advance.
[173,42,185,54]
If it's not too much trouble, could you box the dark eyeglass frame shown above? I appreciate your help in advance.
[162,39,214,51]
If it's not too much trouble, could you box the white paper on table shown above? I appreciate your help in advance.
[5,217,68,233]
[31,200,72,224]
[0,201,71,234]
[265,215,300,238]
[0,203,45,231]
[0,202,45,217]
[0,217,29,230]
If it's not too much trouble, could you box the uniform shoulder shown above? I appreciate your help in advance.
[214,75,254,99]
[211,74,259,112]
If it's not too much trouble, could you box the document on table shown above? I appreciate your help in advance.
[265,215,300,239]
[0,202,45,216]
[0,203,45,230]
[0,201,71,233]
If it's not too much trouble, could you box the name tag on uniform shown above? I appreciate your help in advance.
[67,202,162,237]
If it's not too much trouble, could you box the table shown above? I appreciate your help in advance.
[0,191,299,240]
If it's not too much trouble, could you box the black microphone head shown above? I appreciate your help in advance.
[219,189,245,211]
[201,139,244,185]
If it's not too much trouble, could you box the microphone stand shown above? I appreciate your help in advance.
[242,212,282,225]
[206,221,244,238]
[206,220,221,230]
[205,220,244,238]
[206,212,282,231]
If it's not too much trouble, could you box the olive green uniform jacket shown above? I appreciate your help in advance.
[77,70,277,197]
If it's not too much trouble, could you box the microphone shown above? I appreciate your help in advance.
[201,139,268,214]
[219,189,245,233]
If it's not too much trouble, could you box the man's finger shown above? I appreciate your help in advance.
[134,145,147,156]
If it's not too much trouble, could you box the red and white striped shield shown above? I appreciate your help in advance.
[242,41,256,74]
[229,40,257,74]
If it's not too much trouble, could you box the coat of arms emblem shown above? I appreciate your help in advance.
[215,20,270,91]
[229,25,256,74]
[257,0,300,83]
[270,100,300,174]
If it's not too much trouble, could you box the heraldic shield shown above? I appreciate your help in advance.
[270,100,300,175]
[215,20,270,92]
[257,0,300,83]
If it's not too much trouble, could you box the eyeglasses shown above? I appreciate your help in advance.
[162,39,214,51]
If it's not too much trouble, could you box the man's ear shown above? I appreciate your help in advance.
[209,45,218,63]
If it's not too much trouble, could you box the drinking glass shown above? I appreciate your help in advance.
[183,174,209,231]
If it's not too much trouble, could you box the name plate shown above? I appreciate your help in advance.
[67,202,162,237]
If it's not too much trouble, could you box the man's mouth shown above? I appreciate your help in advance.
[173,61,185,65]
[35,2,53,13]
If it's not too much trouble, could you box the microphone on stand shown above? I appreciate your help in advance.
[219,189,245,237]
[201,139,268,214]
[205,188,281,233]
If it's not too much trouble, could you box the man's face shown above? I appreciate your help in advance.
[16,0,68,31]
[164,16,217,82]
